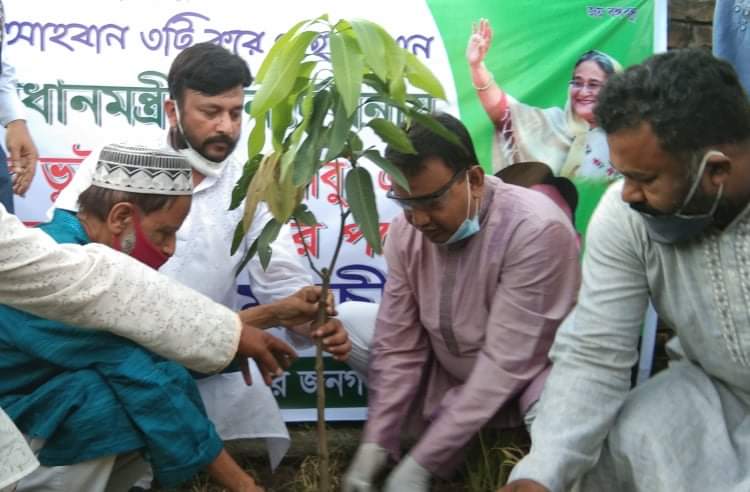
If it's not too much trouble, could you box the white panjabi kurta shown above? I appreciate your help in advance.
[0,409,35,490]
[55,143,312,470]
[159,153,311,469]
[511,181,750,491]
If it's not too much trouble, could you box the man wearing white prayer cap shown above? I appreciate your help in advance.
[0,144,273,492]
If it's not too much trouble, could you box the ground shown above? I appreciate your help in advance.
[155,423,529,492]
[157,331,673,491]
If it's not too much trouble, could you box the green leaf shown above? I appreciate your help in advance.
[310,90,333,129]
[257,219,283,271]
[280,86,315,181]
[363,93,408,113]
[255,19,308,83]
[251,30,318,118]
[405,52,446,99]
[247,115,267,158]
[230,220,245,255]
[324,94,353,161]
[235,231,258,277]
[329,31,364,116]
[296,61,317,83]
[288,77,310,100]
[271,99,293,152]
[350,19,388,81]
[407,110,463,149]
[362,149,410,192]
[376,26,406,82]
[362,73,389,94]
[293,133,321,186]
[293,90,332,186]
[389,74,407,106]
[334,20,360,51]
[314,75,334,92]
[293,203,318,227]
[367,118,415,154]
[347,131,363,154]
[300,83,316,119]
[345,166,382,255]
[230,154,263,211]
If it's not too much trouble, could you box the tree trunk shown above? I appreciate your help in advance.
[315,271,331,492]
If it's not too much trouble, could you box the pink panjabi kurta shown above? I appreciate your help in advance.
[363,175,581,476]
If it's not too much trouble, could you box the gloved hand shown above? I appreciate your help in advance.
[383,454,431,492]
[342,443,389,492]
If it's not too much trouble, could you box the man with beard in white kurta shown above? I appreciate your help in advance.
[54,43,352,486]
[501,49,750,492]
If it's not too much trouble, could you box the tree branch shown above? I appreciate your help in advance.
[293,217,324,279]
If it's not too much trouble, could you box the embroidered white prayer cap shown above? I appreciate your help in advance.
[92,143,193,195]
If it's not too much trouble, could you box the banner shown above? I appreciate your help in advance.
[7,0,665,421]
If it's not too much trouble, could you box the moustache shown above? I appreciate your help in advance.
[629,201,666,216]
[203,134,236,147]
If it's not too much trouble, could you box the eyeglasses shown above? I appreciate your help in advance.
[387,169,466,210]
[569,79,604,93]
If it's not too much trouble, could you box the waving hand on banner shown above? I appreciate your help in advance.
[466,18,493,67]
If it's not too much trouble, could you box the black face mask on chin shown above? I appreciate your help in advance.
[631,150,725,244]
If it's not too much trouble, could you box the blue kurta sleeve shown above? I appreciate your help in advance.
[0,307,223,487]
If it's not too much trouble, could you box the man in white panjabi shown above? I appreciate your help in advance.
[55,42,351,481]
[501,49,750,492]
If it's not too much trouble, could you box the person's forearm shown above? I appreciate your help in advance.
[206,449,263,492]
[409,353,535,476]
[0,206,241,373]
[508,344,634,492]
[470,62,508,124]
[238,304,280,329]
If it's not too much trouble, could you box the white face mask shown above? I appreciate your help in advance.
[173,104,232,178]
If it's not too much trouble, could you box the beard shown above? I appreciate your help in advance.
[629,167,708,217]
[629,183,738,229]
[172,123,239,162]
[629,201,667,216]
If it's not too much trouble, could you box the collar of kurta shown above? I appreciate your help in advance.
[192,172,220,194]
[478,176,498,224]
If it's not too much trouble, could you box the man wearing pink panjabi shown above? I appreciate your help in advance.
[341,113,580,492]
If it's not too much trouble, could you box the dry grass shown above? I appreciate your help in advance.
[463,429,530,492]
[153,424,529,492]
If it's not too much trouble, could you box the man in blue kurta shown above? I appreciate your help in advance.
[0,144,265,492]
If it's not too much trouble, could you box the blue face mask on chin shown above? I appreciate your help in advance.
[633,150,725,244]
[443,176,481,245]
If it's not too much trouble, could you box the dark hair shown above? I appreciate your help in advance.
[595,48,750,155]
[574,50,617,77]
[384,112,480,177]
[168,42,253,104]
[78,185,177,222]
